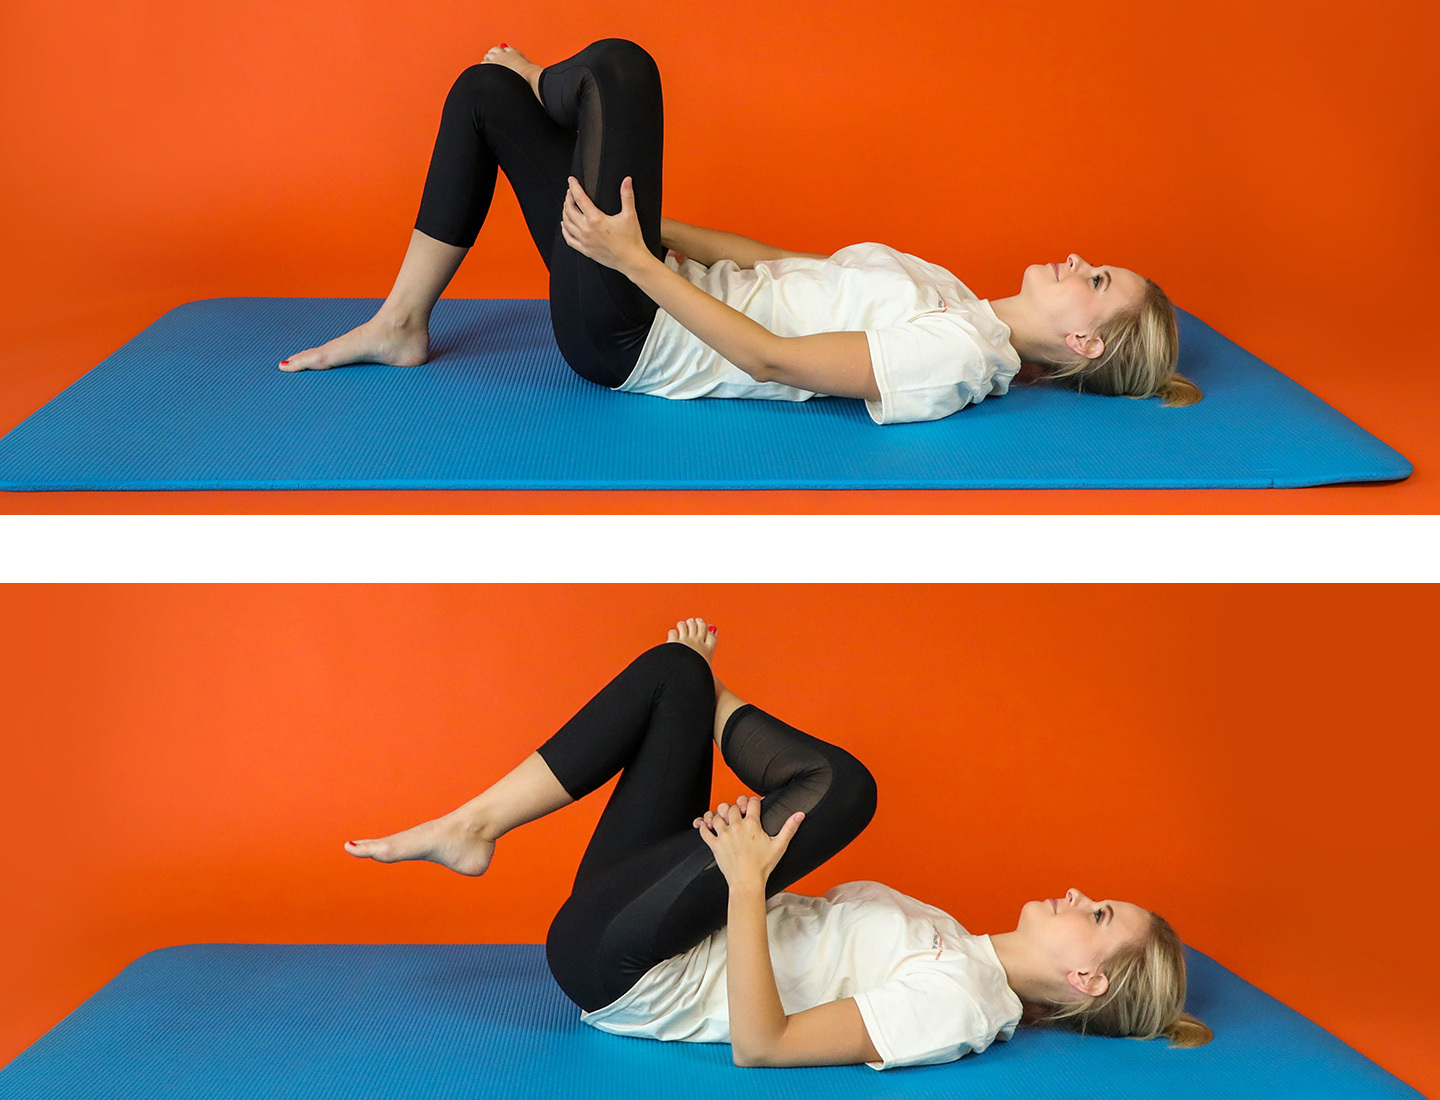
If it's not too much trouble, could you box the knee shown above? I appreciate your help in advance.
[587,38,661,94]
[635,640,714,693]
[449,61,527,104]
[828,751,879,830]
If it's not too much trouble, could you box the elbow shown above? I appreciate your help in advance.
[745,336,789,385]
[731,1041,776,1068]
[743,359,778,384]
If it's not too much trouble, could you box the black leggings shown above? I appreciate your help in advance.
[414,38,666,388]
[538,643,879,1013]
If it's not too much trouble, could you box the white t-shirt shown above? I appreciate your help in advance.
[579,880,1024,1071]
[617,242,1023,425]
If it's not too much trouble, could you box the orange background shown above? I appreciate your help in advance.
[1,0,1437,514]
[1,585,1436,1093]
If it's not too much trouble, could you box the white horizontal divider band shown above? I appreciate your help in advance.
[0,514,1435,583]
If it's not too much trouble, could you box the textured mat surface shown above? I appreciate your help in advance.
[0,944,1422,1099]
[0,297,1412,490]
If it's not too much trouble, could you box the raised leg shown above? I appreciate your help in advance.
[343,751,574,876]
[546,630,878,1012]
[344,623,719,878]
[535,39,668,387]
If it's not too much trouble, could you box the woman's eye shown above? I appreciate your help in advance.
[1091,275,1102,289]
[1094,909,1104,923]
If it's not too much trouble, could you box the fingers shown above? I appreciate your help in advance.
[693,796,773,837]
[693,801,741,832]
[566,176,594,215]
[775,810,805,846]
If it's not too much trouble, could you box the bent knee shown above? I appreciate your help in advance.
[450,61,529,102]
[635,640,714,691]
[827,751,878,826]
[586,38,661,93]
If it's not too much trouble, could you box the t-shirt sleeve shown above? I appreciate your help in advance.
[852,969,1000,1070]
[863,314,1000,425]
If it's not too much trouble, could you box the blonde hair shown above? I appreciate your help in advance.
[1045,279,1202,408]
[1026,912,1214,1048]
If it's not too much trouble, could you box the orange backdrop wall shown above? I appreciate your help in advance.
[1,0,1437,513]
[1,585,1436,1093]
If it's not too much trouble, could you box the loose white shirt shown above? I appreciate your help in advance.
[617,242,1023,425]
[579,880,1024,1071]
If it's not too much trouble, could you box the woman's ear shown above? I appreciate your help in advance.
[1066,967,1110,998]
[1064,331,1106,361]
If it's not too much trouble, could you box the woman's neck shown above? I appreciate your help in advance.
[988,295,1053,367]
[988,929,1059,1006]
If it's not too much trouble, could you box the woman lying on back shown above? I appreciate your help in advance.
[281,39,1201,424]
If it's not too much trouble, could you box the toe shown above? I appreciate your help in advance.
[667,627,679,642]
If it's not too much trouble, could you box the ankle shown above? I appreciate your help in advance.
[451,798,503,843]
[375,302,431,332]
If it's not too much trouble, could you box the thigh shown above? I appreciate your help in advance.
[539,39,668,387]
[559,644,718,891]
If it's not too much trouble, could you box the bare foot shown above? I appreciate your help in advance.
[481,44,544,105]
[668,616,718,664]
[279,311,430,372]
[668,617,747,746]
[345,810,496,876]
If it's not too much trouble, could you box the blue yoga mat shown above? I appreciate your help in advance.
[0,297,1412,490]
[0,944,1420,1099]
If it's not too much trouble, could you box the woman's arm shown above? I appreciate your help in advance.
[660,217,827,269]
[621,253,879,397]
[697,796,882,1068]
[563,178,868,391]
[725,877,882,1067]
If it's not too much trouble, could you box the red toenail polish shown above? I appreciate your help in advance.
[281,359,289,365]
[709,625,717,633]
[500,42,508,48]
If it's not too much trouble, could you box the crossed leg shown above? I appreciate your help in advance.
[345,618,878,1014]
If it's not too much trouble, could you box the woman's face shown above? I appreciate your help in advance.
[1020,254,1148,359]
[1017,887,1151,995]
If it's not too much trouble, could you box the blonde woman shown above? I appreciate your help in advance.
[281,39,1200,424]
[346,618,1212,1069]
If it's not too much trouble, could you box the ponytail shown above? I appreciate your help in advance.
[1158,372,1203,408]
[1162,1011,1214,1049]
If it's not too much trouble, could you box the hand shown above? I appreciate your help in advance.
[560,175,650,275]
[694,794,804,889]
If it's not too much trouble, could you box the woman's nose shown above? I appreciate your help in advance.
[1066,888,1089,906]
[1067,254,1088,272]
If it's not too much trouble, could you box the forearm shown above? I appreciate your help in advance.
[660,218,788,270]
[725,878,788,1065]
[621,251,780,378]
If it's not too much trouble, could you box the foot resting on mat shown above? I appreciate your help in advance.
[345,808,496,875]
[480,44,544,104]
[278,309,431,372]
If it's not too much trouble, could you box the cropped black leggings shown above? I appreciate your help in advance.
[539,643,879,1013]
[414,38,666,388]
